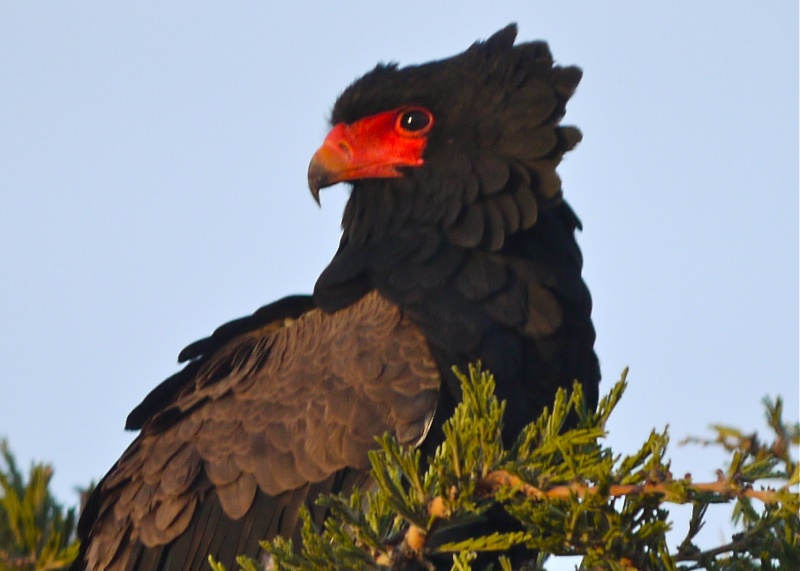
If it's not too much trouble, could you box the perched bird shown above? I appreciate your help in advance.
[72,24,599,571]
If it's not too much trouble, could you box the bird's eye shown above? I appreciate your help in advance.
[396,108,433,136]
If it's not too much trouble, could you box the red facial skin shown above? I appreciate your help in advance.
[307,107,433,203]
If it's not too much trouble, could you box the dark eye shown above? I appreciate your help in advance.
[396,108,433,135]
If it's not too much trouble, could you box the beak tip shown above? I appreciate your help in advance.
[308,156,331,206]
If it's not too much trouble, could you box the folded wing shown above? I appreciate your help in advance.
[77,291,440,571]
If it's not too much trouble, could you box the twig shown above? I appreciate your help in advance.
[475,470,782,504]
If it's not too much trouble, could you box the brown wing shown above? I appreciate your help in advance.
[78,291,440,571]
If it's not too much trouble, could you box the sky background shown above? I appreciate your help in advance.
[1,2,797,568]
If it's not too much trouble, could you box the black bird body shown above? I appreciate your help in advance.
[73,25,599,571]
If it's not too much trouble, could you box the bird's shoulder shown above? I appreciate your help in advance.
[125,295,316,431]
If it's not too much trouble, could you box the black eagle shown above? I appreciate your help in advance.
[72,24,600,571]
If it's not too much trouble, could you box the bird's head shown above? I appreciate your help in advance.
[309,24,582,249]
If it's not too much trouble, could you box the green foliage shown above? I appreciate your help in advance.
[209,365,798,570]
[0,440,79,571]
[676,397,800,569]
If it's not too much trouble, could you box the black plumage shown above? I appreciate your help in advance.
[72,24,599,571]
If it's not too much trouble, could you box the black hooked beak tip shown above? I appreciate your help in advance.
[307,158,330,207]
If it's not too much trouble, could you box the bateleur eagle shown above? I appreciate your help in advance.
[72,24,600,571]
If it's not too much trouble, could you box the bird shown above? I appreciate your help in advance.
[71,24,600,571]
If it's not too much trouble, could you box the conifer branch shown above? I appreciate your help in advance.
[0,439,80,571]
[475,469,786,505]
[250,365,798,570]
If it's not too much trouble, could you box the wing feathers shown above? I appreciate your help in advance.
[215,474,256,520]
[160,447,201,496]
[80,292,440,570]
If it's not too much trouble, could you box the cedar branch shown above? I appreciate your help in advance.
[475,470,784,504]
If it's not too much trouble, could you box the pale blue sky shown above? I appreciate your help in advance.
[1,3,797,567]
